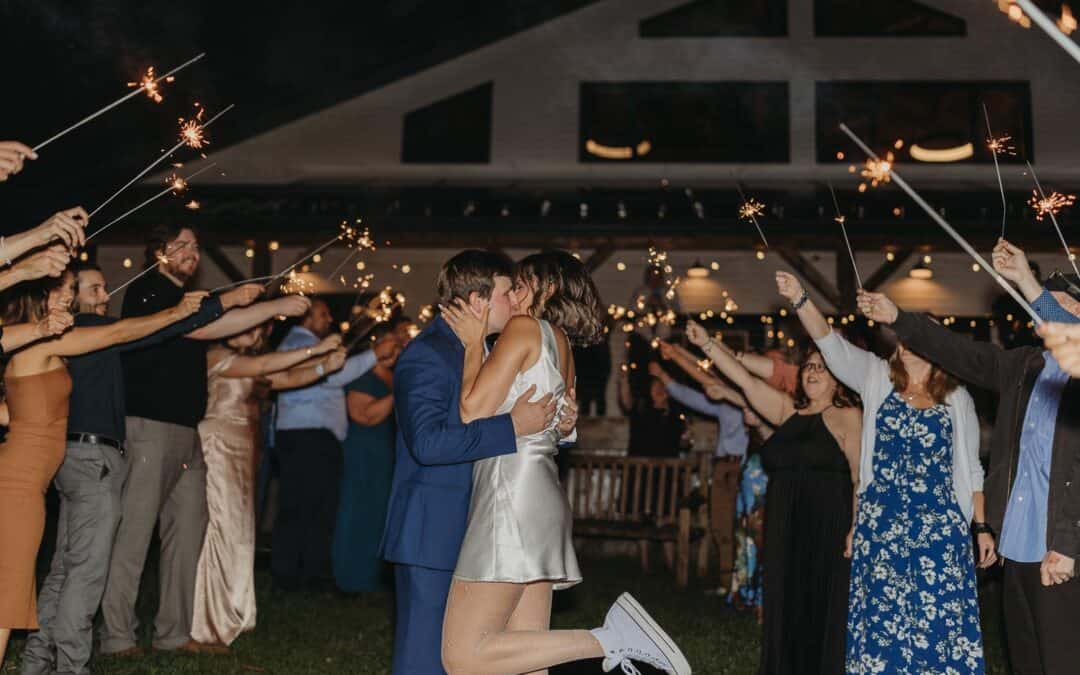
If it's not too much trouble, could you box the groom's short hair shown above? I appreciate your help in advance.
[437,249,515,305]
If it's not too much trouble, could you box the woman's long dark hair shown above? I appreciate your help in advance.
[516,250,604,346]
[791,346,861,411]
[1,271,70,325]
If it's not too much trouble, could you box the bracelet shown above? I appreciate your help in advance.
[971,522,994,535]
[791,291,809,311]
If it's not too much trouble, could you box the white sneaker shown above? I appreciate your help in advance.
[590,592,691,675]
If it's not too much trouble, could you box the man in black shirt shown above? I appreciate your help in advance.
[97,225,311,657]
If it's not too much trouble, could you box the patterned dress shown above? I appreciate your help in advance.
[846,391,984,674]
[728,453,767,610]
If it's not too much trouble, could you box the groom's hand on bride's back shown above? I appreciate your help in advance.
[510,384,557,436]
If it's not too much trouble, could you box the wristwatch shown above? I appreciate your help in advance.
[315,362,326,377]
[971,521,994,536]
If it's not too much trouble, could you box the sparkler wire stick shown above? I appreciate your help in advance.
[263,234,343,288]
[827,181,862,288]
[1014,0,1080,67]
[210,275,278,293]
[88,103,234,218]
[983,104,1009,239]
[1026,160,1080,278]
[86,163,217,243]
[735,183,770,248]
[108,241,190,298]
[839,122,1042,324]
[33,53,206,152]
[328,247,362,280]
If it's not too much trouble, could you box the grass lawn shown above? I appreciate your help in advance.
[4,555,1013,674]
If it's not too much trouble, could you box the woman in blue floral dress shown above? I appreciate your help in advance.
[848,391,984,673]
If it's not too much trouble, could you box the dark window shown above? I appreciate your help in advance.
[815,0,966,36]
[580,82,789,163]
[817,81,1032,164]
[640,0,787,37]
[402,82,492,163]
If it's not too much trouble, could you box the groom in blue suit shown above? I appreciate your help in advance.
[382,250,559,674]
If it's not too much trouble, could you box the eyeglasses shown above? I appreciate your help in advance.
[802,361,826,373]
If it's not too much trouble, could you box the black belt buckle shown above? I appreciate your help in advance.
[67,432,125,457]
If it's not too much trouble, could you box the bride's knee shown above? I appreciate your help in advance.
[441,639,476,675]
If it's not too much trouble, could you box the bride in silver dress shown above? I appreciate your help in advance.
[439,251,692,675]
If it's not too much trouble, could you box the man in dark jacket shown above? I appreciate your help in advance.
[859,287,1080,675]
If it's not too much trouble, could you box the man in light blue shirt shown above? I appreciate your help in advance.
[649,355,748,591]
[272,298,397,590]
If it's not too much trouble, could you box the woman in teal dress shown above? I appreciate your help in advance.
[332,326,401,592]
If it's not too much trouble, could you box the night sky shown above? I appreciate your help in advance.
[0,0,593,231]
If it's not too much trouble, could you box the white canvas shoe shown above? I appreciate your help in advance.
[590,592,692,675]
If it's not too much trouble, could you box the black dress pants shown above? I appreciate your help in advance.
[1004,559,1080,675]
[271,428,343,587]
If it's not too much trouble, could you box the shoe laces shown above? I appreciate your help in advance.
[619,660,643,675]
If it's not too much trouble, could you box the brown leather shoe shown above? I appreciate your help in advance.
[105,646,146,658]
[179,639,230,655]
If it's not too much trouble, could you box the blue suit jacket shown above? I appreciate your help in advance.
[380,317,517,571]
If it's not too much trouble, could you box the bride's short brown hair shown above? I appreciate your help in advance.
[516,250,604,346]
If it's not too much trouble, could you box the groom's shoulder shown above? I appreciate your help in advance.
[400,325,454,366]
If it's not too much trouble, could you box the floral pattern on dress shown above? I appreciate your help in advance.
[728,453,767,609]
[845,391,985,675]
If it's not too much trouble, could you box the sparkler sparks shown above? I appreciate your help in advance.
[738,198,765,221]
[280,272,315,296]
[987,134,1017,156]
[735,184,770,248]
[1028,189,1077,221]
[128,66,174,103]
[179,105,209,149]
[857,151,896,192]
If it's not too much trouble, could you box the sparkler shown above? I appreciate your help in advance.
[1013,0,1080,67]
[108,241,190,298]
[983,104,1013,238]
[839,123,1041,324]
[34,52,206,153]
[263,233,344,289]
[88,103,234,219]
[1025,160,1080,278]
[735,184,770,248]
[828,181,862,288]
[85,163,217,243]
[328,221,378,280]
[128,66,172,103]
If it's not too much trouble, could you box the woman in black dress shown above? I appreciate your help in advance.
[686,321,861,674]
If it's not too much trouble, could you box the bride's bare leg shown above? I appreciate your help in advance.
[0,628,9,665]
[441,579,602,675]
[506,582,554,675]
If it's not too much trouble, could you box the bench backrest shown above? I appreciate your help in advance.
[564,453,709,526]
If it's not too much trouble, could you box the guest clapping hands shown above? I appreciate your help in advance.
[0,141,36,182]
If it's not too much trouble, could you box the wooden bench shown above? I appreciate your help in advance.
[563,453,711,589]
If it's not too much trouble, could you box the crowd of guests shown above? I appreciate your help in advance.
[6,130,1080,674]
[0,141,407,673]
[623,238,1080,673]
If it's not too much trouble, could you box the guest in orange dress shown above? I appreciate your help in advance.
[0,269,207,665]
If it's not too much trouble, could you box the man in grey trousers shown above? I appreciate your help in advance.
[18,259,273,674]
[92,225,310,658]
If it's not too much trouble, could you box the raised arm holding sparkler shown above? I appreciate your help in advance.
[0,207,87,261]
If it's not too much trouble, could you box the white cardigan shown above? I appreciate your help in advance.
[814,330,984,523]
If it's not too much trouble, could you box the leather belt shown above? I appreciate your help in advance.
[67,432,125,456]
